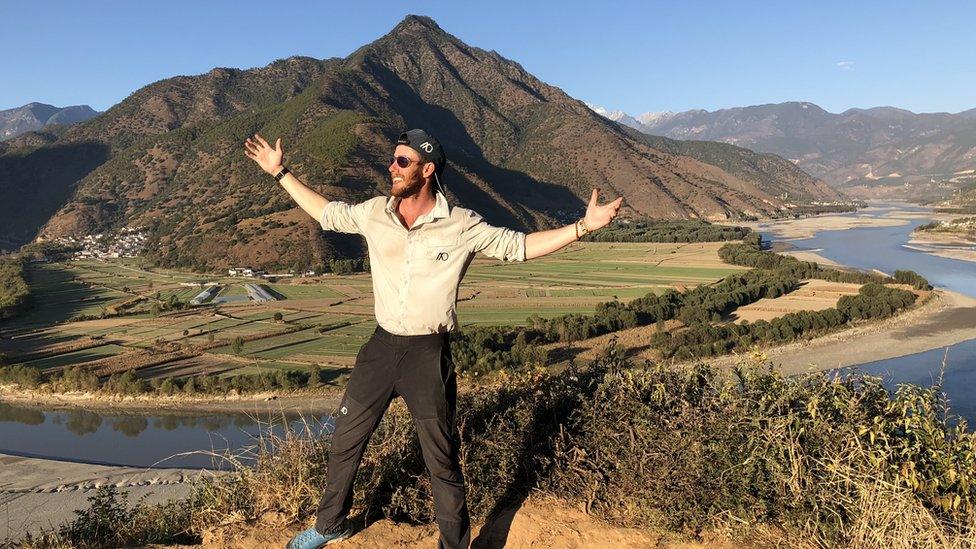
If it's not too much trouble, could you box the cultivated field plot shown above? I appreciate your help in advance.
[730,279,863,323]
[263,284,345,300]
[2,242,744,379]
[22,344,128,370]
[458,242,744,323]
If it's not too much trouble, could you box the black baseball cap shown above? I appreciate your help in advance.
[398,129,447,195]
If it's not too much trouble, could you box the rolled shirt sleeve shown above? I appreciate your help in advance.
[462,210,526,262]
[320,199,377,235]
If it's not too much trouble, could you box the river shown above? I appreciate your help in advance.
[0,404,332,468]
[763,202,976,422]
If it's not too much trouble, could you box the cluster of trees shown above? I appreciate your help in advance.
[587,219,751,243]
[450,269,806,373]
[325,257,369,275]
[719,240,862,279]
[450,328,548,376]
[19,241,79,262]
[891,270,933,290]
[651,283,918,359]
[718,241,932,289]
[0,362,333,396]
[148,293,189,317]
[448,233,932,373]
[837,283,918,320]
[0,257,29,319]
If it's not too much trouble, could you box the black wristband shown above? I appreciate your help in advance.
[273,167,290,182]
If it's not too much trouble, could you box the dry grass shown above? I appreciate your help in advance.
[732,279,862,323]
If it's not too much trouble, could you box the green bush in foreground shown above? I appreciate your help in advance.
[20,485,195,548]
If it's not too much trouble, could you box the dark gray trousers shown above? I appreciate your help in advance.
[315,326,470,549]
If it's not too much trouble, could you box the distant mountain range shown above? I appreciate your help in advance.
[0,16,839,269]
[592,102,976,189]
[0,103,98,140]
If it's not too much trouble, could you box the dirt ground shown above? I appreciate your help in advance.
[709,289,976,374]
[778,249,843,267]
[740,212,912,239]
[196,496,749,549]
[906,232,976,263]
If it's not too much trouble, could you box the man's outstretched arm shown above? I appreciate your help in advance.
[524,189,623,260]
[244,133,329,222]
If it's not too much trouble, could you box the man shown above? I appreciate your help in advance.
[244,129,622,549]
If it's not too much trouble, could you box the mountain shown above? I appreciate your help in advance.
[614,102,976,188]
[1,16,835,269]
[937,181,976,212]
[619,127,844,203]
[0,103,98,140]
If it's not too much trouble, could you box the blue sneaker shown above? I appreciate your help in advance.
[286,524,353,549]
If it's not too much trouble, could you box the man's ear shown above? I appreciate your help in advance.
[423,162,436,179]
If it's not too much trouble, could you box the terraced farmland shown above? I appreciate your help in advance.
[1,242,745,380]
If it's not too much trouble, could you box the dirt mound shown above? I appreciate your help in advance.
[197,497,741,548]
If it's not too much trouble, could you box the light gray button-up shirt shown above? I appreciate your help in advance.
[320,192,526,335]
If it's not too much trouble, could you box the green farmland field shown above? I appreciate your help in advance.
[2,242,745,374]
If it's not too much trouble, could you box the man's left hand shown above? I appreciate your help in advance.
[583,189,624,232]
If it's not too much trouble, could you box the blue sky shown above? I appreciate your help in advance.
[3,0,974,115]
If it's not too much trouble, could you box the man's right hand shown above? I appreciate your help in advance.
[244,133,284,175]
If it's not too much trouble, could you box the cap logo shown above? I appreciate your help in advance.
[420,142,433,153]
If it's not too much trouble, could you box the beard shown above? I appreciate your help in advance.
[390,173,425,198]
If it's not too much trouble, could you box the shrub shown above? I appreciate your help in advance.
[232,336,245,355]
[28,355,976,547]
[21,485,196,547]
[53,366,100,392]
[102,369,147,395]
[307,365,322,388]
[188,354,976,545]
[0,364,44,388]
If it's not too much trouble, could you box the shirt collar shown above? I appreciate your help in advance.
[385,192,451,225]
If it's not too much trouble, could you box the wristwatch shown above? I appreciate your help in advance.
[576,218,589,239]
[273,167,290,182]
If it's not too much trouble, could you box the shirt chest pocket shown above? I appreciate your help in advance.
[421,236,462,263]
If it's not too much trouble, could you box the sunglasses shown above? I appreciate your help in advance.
[391,155,424,168]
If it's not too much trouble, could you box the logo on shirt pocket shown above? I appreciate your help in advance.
[423,235,460,263]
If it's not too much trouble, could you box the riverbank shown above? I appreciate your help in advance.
[740,208,915,240]
[906,231,976,264]
[0,386,342,415]
[0,452,202,543]
[707,289,976,374]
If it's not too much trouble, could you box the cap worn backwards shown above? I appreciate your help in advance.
[398,128,447,195]
[398,129,446,174]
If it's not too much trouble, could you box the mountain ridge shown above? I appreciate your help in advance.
[594,101,976,187]
[2,16,837,270]
[0,102,98,141]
